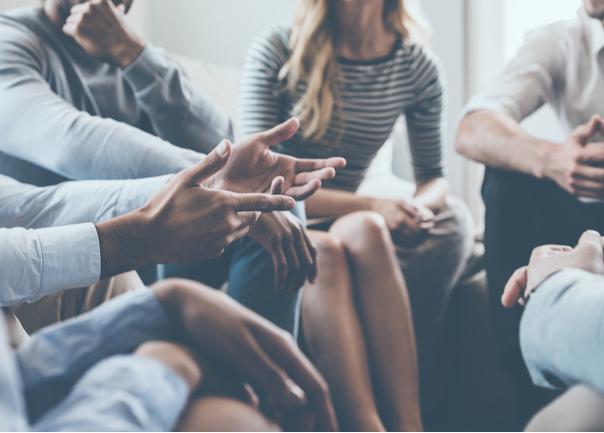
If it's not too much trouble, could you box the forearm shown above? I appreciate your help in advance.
[520,269,604,395]
[456,110,554,178]
[413,177,448,211]
[305,188,375,219]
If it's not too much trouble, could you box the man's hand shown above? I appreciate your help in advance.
[96,141,296,277]
[370,197,435,246]
[153,279,338,431]
[249,212,317,291]
[62,0,144,68]
[209,118,347,200]
[544,115,604,199]
[501,230,604,308]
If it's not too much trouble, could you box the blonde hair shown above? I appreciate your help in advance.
[279,0,430,141]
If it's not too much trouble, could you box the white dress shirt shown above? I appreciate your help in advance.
[0,174,170,306]
[465,7,604,135]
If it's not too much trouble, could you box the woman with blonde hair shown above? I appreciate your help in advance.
[239,0,472,430]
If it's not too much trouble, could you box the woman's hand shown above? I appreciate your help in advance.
[371,197,435,245]
[249,212,317,291]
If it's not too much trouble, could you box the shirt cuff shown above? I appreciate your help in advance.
[116,175,173,216]
[122,44,168,92]
[34,223,101,300]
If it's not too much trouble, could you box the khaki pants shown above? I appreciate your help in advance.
[6,271,144,348]
[526,385,604,431]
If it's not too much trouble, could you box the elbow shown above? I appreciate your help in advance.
[454,115,475,158]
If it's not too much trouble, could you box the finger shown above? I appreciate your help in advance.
[569,177,604,194]
[70,2,91,14]
[284,179,322,201]
[295,156,347,171]
[572,163,604,182]
[180,140,231,185]
[574,115,602,145]
[259,117,300,146]
[282,235,303,292]
[252,326,338,431]
[224,226,251,246]
[501,266,528,308]
[295,227,316,283]
[235,335,307,411]
[271,247,288,290]
[62,22,78,36]
[231,193,296,212]
[577,229,603,252]
[294,167,336,185]
[270,176,285,195]
[235,211,262,229]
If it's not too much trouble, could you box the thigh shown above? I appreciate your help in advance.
[526,385,604,432]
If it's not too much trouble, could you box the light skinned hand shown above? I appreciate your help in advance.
[208,118,346,200]
[62,0,145,68]
[501,230,604,308]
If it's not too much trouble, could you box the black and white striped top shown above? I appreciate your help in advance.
[239,25,446,192]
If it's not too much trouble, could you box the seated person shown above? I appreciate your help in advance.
[0,145,337,431]
[239,0,471,425]
[0,131,342,338]
[501,230,604,431]
[0,0,344,333]
[456,0,604,424]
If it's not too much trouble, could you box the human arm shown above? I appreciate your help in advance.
[519,268,604,396]
[63,0,234,152]
[0,174,170,228]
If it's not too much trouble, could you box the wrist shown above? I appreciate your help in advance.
[95,210,152,277]
[535,139,558,180]
[112,38,145,69]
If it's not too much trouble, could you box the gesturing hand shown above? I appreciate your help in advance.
[501,230,604,308]
[209,118,347,200]
[62,0,145,68]
[154,279,338,432]
[371,197,435,246]
[96,141,296,276]
[545,115,604,199]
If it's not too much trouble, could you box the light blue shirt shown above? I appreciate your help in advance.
[0,289,189,431]
[0,174,170,306]
[520,269,604,396]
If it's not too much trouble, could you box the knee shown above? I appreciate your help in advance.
[331,211,391,251]
[312,232,346,265]
[135,341,202,391]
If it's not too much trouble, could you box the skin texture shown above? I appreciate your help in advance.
[501,230,604,308]
[584,0,604,20]
[302,212,422,431]
[456,111,604,200]
[152,278,338,431]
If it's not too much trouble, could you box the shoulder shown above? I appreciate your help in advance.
[400,42,443,87]
[0,8,46,65]
[520,18,582,60]
[246,24,291,71]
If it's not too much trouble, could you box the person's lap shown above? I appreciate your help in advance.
[482,167,604,426]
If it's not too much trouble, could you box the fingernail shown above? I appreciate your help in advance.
[216,140,230,157]
[284,383,306,407]
[586,230,601,236]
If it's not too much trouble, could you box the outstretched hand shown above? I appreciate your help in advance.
[501,230,604,308]
[208,118,346,200]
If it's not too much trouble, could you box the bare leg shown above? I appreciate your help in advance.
[330,211,423,431]
[302,231,385,431]
[178,397,280,432]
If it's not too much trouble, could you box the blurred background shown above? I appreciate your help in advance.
[0,0,580,224]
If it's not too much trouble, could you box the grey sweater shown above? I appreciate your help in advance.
[0,7,233,186]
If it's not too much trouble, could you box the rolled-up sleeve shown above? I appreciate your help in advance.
[462,25,563,122]
[0,224,100,307]
[520,269,604,395]
[33,355,188,432]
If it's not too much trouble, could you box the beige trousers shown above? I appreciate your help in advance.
[5,271,144,348]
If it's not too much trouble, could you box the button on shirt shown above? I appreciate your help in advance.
[465,7,604,134]
[0,174,169,306]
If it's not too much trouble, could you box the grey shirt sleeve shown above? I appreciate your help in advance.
[520,269,604,395]
[122,44,235,152]
[0,174,170,228]
[0,25,203,180]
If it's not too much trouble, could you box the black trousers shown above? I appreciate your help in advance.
[482,167,604,428]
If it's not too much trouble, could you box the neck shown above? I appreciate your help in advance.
[335,0,392,53]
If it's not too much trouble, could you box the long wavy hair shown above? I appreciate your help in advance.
[279,0,430,141]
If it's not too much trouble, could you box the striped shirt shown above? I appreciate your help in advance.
[239,25,446,192]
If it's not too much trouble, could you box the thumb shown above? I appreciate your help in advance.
[179,140,231,186]
[574,115,602,145]
[270,176,285,195]
[576,229,603,253]
[259,117,300,146]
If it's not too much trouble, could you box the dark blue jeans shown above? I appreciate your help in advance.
[163,204,306,334]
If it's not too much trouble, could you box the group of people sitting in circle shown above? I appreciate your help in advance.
[1,0,604,430]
